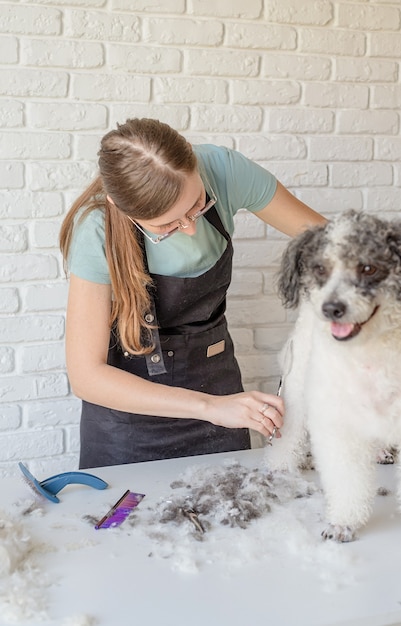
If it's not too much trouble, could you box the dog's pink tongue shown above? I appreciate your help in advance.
[331,322,355,339]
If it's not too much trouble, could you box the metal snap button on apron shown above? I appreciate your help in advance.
[167,351,174,357]
[145,313,154,323]
[150,354,161,363]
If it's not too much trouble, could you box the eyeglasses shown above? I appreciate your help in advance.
[127,187,217,245]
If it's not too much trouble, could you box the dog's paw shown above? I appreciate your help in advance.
[321,524,356,543]
[376,448,395,464]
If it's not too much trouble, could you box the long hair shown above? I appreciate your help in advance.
[60,118,197,355]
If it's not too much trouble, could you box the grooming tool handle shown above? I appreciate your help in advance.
[40,471,108,496]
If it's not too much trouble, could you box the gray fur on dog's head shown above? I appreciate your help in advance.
[278,209,401,309]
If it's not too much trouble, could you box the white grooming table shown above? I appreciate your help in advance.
[1,448,401,626]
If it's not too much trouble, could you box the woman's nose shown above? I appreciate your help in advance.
[178,218,196,235]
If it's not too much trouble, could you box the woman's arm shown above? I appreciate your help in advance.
[255,181,327,236]
[66,274,283,437]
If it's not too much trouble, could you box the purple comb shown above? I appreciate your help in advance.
[95,490,145,529]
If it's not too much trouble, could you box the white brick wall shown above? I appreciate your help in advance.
[1,0,401,475]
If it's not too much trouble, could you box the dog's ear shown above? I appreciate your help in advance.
[386,221,401,266]
[277,225,326,308]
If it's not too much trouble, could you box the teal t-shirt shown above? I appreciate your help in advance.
[68,144,277,282]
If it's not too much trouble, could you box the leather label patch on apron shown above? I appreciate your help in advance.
[207,339,225,358]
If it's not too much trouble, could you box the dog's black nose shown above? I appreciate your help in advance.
[322,301,346,319]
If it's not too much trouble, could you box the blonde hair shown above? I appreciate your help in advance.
[60,118,197,355]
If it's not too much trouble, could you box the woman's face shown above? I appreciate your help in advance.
[134,171,206,239]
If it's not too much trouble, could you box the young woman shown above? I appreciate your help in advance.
[60,117,325,468]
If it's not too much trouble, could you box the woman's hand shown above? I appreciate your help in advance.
[204,391,284,440]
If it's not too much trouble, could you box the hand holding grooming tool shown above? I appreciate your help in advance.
[95,490,145,529]
[19,462,108,503]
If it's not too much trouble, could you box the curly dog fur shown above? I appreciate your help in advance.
[266,210,401,542]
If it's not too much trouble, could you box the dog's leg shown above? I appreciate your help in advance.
[311,431,376,542]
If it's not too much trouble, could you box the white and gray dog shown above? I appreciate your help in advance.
[266,209,401,542]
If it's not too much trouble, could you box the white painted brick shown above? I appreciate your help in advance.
[0,69,68,97]
[372,85,401,109]
[233,240,287,268]
[233,210,265,239]
[31,0,104,5]
[0,131,71,159]
[109,44,181,74]
[269,109,334,133]
[238,135,307,161]
[143,17,223,46]
[26,399,80,428]
[261,162,328,187]
[29,455,80,477]
[188,0,262,18]
[338,4,400,30]
[0,100,24,127]
[393,165,401,188]
[335,58,397,82]
[154,77,227,104]
[22,39,104,69]
[0,347,14,373]
[266,0,333,25]
[337,111,399,135]
[309,137,373,161]
[20,343,65,373]
[0,430,64,461]
[229,270,263,296]
[232,80,300,105]
[114,0,185,12]
[0,254,59,282]
[303,83,369,109]
[32,220,62,248]
[28,103,107,131]
[0,162,24,188]
[0,404,21,430]
[28,162,97,191]
[262,269,282,296]
[0,35,18,63]
[300,28,365,56]
[65,10,140,41]
[0,373,68,402]
[0,315,64,343]
[0,4,61,35]
[331,163,393,187]
[262,53,331,80]
[111,104,190,131]
[369,32,401,57]
[185,49,259,77]
[24,283,68,312]
[375,138,401,161]
[365,188,401,212]
[186,134,235,149]
[192,105,262,132]
[229,328,255,354]
[0,192,63,218]
[254,326,291,352]
[66,425,80,453]
[74,134,103,159]
[295,189,363,214]
[235,352,280,381]
[0,224,27,252]
[0,289,19,314]
[72,73,151,102]
[227,297,286,327]
[225,22,296,50]
[36,373,70,400]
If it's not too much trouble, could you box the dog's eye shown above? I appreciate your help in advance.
[312,265,326,276]
[360,264,377,276]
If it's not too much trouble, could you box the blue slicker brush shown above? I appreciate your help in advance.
[19,462,108,503]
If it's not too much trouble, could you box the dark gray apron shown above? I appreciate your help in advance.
[79,207,250,468]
